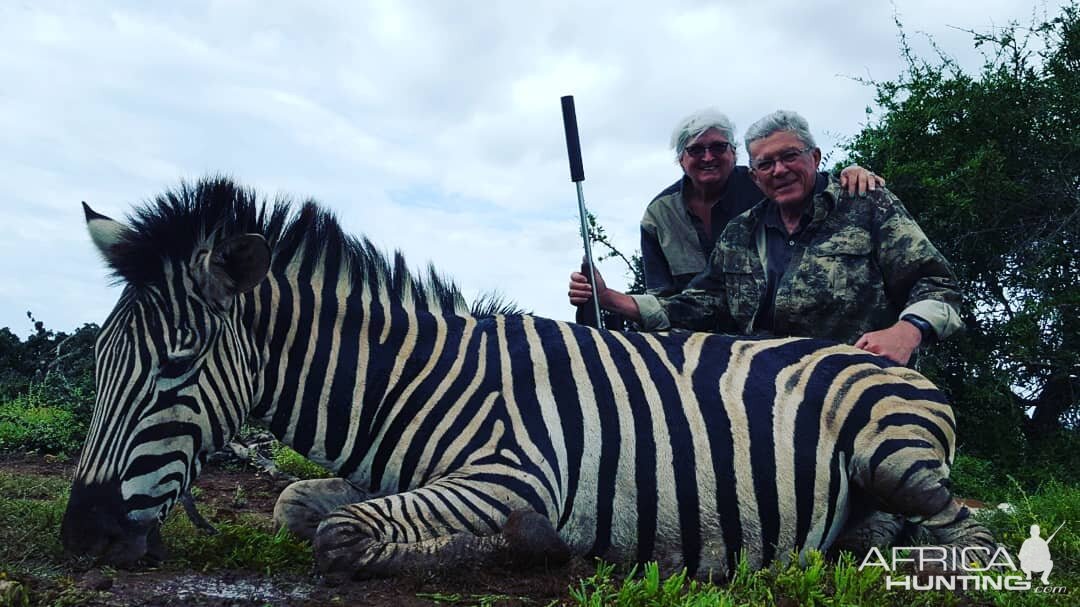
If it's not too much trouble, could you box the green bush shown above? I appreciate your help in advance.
[0,397,86,456]
[950,452,1006,503]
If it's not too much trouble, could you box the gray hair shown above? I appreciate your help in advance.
[743,110,817,162]
[669,108,736,160]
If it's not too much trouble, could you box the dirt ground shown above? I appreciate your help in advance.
[1,454,593,607]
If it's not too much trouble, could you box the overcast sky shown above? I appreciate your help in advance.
[0,0,1064,337]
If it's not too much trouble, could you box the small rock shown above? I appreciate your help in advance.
[79,570,114,591]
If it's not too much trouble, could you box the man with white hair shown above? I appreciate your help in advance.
[571,110,961,365]
[639,108,882,296]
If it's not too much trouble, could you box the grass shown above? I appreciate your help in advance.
[270,442,332,480]
[0,473,70,569]
[0,447,1076,606]
[417,592,538,606]
[560,460,1080,607]
[0,467,313,603]
[165,515,313,575]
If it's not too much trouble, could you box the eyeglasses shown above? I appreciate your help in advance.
[750,147,813,172]
[684,142,734,159]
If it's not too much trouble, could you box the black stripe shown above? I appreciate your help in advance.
[601,332,657,563]
[571,326,619,558]
[386,315,469,489]
[534,319,584,530]
[868,438,935,473]
[636,330,700,573]
[693,335,740,573]
[501,316,561,507]
[323,269,368,461]
[873,412,951,459]
[414,321,489,486]
[293,236,344,454]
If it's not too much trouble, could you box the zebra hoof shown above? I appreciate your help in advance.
[500,510,571,569]
[312,522,384,580]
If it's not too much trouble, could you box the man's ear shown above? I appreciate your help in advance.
[198,234,271,304]
[83,202,133,267]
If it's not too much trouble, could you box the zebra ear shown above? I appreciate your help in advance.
[203,234,271,301]
[83,202,133,266]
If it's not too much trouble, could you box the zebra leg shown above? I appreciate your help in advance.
[312,481,569,580]
[829,487,934,558]
[273,478,371,541]
[850,444,995,567]
[830,505,907,557]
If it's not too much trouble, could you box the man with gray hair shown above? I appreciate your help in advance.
[570,110,961,365]
[639,107,882,296]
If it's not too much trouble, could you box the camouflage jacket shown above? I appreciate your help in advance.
[632,176,963,344]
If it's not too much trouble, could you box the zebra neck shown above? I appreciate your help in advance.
[246,276,485,487]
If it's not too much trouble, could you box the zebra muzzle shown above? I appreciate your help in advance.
[60,482,167,567]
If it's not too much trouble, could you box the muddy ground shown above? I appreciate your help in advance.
[1,454,595,607]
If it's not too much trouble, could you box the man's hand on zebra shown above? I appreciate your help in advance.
[854,320,923,365]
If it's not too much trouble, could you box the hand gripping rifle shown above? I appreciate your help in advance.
[560,95,604,329]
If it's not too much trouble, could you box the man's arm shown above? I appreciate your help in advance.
[855,190,962,364]
[568,250,735,333]
[876,193,962,336]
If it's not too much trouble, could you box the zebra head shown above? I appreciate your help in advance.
[61,198,271,565]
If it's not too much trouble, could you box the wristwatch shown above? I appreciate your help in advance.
[900,314,936,345]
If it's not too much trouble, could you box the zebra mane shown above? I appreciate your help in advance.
[103,176,522,318]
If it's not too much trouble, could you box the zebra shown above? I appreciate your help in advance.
[61,177,994,578]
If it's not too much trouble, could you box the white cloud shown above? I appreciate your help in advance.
[0,0,1066,336]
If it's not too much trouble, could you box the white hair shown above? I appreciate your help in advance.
[743,110,817,162]
[669,108,736,160]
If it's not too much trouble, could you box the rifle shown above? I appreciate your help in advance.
[560,95,604,329]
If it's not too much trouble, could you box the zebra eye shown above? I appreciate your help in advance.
[159,352,197,379]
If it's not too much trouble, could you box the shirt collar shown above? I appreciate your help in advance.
[758,172,836,229]
[677,172,734,213]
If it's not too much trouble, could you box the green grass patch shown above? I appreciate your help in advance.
[0,470,71,571]
[0,494,69,569]
[270,442,331,480]
[162,508,313,575]
[0,471,71,501]
[565,481,1080,606]
[0,469,312,579]
[978,478,1080,576]
[417,592,534,606]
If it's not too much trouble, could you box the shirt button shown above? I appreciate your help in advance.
[788,240,795,246]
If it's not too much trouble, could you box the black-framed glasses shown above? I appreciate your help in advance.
[750,147,813,172]
[684,142,734,159]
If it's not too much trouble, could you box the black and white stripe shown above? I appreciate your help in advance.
[63,177,993,576]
